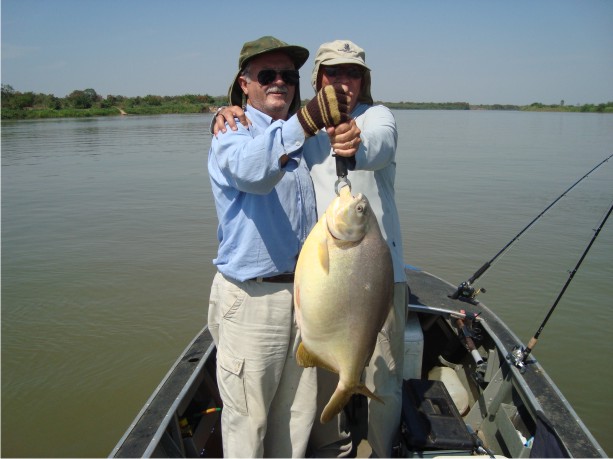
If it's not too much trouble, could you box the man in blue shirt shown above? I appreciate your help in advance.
[213,39,406,458]
[207,36,351,457]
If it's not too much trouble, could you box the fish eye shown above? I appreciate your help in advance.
[356,204,364,213]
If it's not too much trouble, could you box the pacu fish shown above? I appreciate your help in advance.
[294,185,393,423]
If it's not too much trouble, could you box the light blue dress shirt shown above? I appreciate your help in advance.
[208,105,317,282]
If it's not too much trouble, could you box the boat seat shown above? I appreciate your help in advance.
[401,379,474,451]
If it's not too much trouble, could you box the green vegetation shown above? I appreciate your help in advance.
[379,101,470,110]
[2,84,612,120]
[519,101,613,113]
[382,100,613,113]
[1,85,227,120]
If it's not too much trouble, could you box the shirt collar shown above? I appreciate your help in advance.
[245,104,274,126]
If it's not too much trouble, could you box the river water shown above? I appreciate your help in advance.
[2,111,612,457]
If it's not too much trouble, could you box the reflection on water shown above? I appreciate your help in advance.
[2,112,612,456]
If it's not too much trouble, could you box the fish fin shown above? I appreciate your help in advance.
[296,343,327,368]
[296,343,315,367]
[294,284,300,311]
[296,343,338,374]
[317,237,329,274]
[319,382,353,424]
[356,384,384,405]
[320,386,352,424]
[320,383,384,424]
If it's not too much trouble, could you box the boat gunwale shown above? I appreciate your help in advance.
[408,267,606,457]
[109,326,215,458]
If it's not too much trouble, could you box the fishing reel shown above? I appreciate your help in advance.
[472,360,489,386]
[456,311,489,386]
[449,281,486,300]
[507,346,528,374]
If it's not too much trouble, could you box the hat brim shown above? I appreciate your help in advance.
[318,57,370,71]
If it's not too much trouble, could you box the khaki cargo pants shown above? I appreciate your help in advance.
[208,272,317,457]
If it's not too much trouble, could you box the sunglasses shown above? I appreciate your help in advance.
[256,69,300,86]
[322,66,364,79]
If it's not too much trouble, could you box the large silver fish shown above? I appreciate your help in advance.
[294,186,393,423]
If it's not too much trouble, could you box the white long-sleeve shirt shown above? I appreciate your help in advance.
[303,103,406,283]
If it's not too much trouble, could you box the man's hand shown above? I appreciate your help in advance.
[212,106,250,136]
[327,119,361,157]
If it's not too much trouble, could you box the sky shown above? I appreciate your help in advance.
[2,0,612,106]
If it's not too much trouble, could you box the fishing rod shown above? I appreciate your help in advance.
[508,200,613,370]
[449,153,613,300]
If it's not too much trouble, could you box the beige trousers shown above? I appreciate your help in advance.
[365,282,407,456]
[208,272,317,458]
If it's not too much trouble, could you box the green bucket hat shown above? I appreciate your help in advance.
[311,40,373,105]
[228,36,309,115]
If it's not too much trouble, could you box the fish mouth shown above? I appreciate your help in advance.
[339,187,364,205]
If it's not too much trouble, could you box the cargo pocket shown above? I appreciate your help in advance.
[218,351,248,416]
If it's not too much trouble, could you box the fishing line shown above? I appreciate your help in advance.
[508,199,613,369]
[449,153,613,300]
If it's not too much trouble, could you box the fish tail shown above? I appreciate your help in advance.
[320,387,352,424]
[320,383,384,424]
[356,384,384,405]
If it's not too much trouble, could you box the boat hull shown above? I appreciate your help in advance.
[109,268,605,458]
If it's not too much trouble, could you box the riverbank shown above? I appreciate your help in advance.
[2,101,612,120]
[384,101,613,113]
[3,85,611,120]
[1,104,215,120]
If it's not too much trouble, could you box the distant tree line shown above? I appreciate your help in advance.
[381,100,613,113]
[1,85,227,119]
[520,101,613,113]
[381,101,471,110]
[2,84,612,119]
